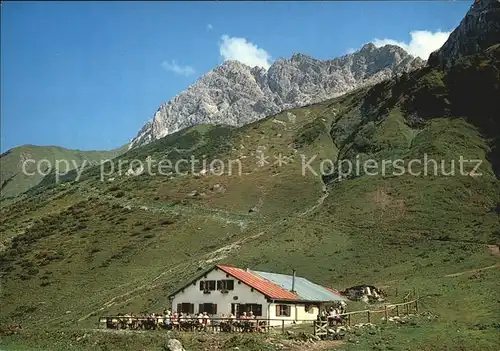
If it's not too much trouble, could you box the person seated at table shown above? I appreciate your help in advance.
[202,311,211,326]
[172,312,179,328]
[228,312,236,328]
[164,313,172,329]
[328,307,343,325]
[248,311,256,319]
[156,313,164,327]
[240,312,248,320]
[339,301,347,314]
[124,313,133,329]
[219,314,231,332]
[320,309,328,321]
[327,307,336,324]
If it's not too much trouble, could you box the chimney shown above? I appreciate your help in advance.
[291,269,296,293]
[246,267,250,272]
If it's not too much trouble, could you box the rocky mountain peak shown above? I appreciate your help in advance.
[216,59,251,71]
[129,44,424,149]
[290,53,316,62]
[428,0,500,67]
[360,43,377,52]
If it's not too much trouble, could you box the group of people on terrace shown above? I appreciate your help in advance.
[105,309,264,331]
[319,302,347,325]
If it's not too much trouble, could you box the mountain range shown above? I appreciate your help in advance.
[129,44,424,149]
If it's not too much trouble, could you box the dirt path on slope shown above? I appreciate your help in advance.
[443,245,500,277]
[299,185,329,217]
[444,263,500,277]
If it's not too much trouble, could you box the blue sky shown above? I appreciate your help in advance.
[1,1,471,152]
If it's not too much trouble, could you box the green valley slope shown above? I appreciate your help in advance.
[0,144,127,200]
[0,46,499,350]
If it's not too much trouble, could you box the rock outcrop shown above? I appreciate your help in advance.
[129,45,424,149]
[428,0,500,68]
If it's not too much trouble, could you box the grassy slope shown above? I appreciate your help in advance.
[1,47,499,350]
[0,144,127,200]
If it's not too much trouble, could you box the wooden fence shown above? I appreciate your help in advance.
[314,299,419,337]
[98,316,317,334]
[98,299,419,337]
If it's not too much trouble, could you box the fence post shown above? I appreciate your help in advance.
[396,305,399,316]
[384,305,388,322]
[415,300,419,313]
[313,321,316,336]
[348,314,351,326]
[367,311,371,324]
[282,320,285,334]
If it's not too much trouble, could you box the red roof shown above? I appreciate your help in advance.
[217,265,299,301]
[326,287,345,298]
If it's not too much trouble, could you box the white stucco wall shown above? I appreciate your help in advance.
[267,303,318,326]
[171,268,268,318]
[267,302,295,326]
[295,304,319,323]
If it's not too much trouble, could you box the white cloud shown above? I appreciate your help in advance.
[207,24,213,31]
[345,48,356,55]
[373,30,451,59]
[219,35,272,69]
[161,60,196,76]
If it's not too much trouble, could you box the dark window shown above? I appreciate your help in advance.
[199,280,216,291]
[276,304,291,317]
[178,303,194,314]
[198,303,218,314]
[243,303,262,316]
[217,279,235,290]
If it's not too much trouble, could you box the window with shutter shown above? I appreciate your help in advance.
[243,303,262,316]
[208,280,216,290]
[217,279,235,290]
[200,280,216,291]
[198,303,217,314]
[255,304,262,316]
[180,303,192,313]
[276,304,291,317]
